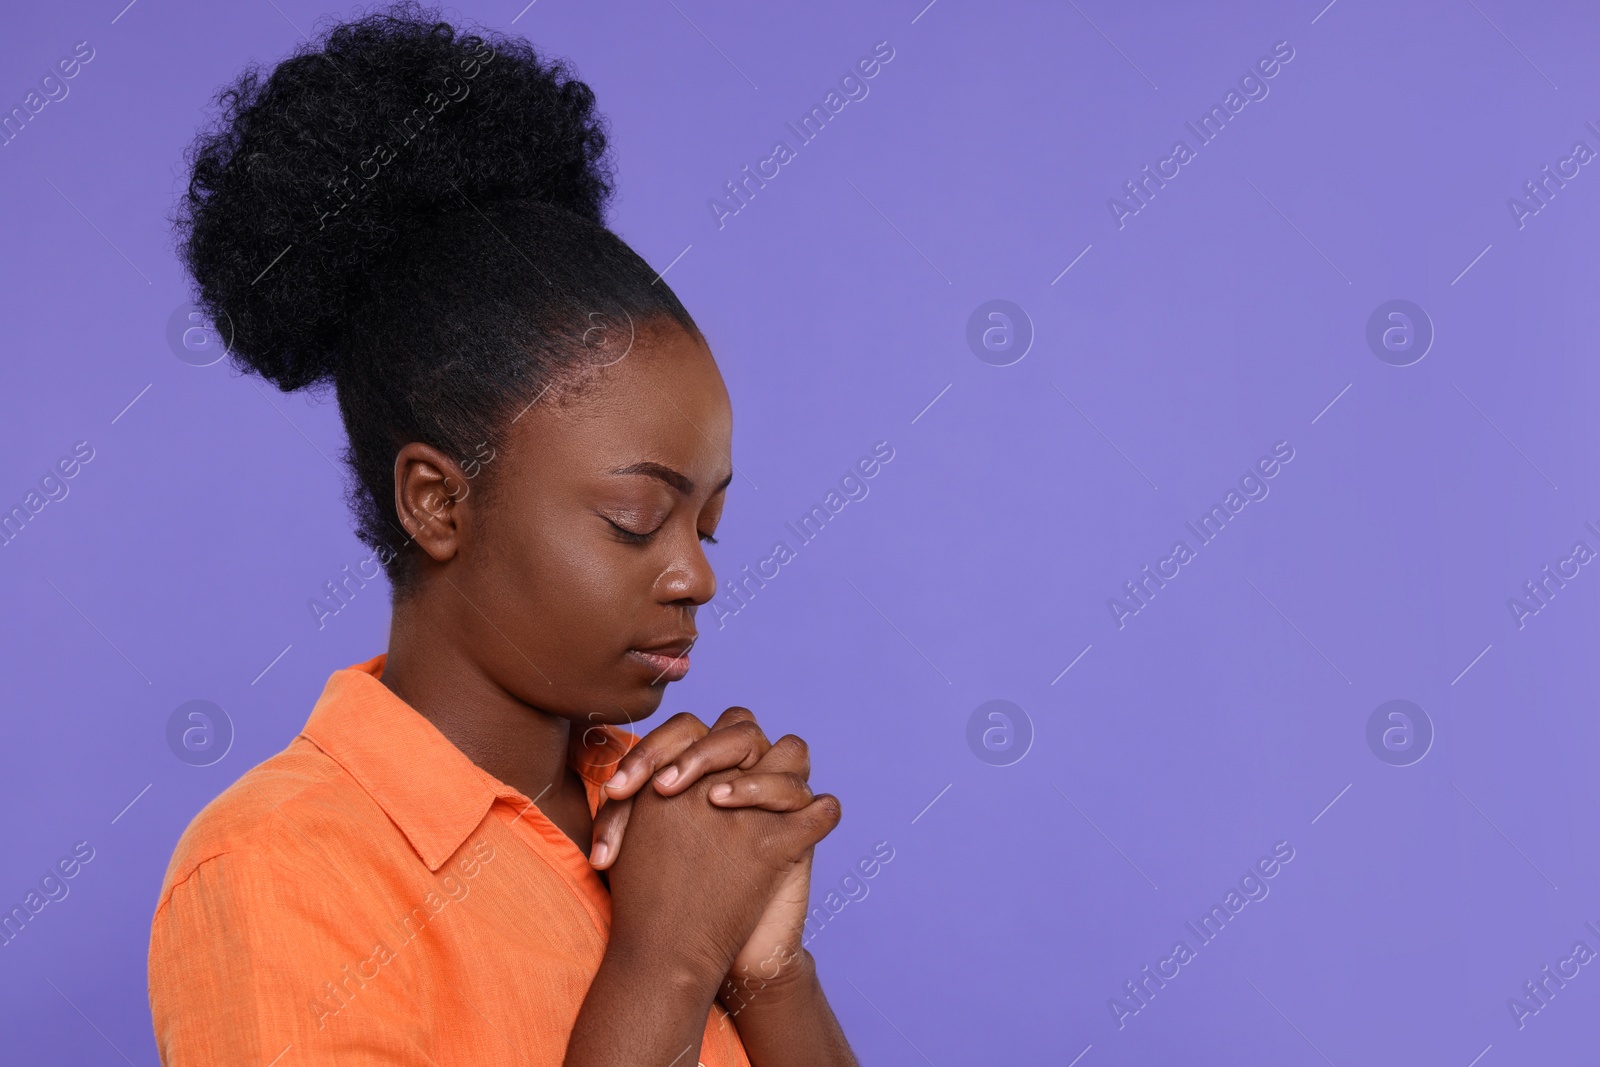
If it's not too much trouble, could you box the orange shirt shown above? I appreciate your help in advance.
[148,653,751,1066]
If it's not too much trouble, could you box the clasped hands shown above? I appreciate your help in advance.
[579,707,840,1006]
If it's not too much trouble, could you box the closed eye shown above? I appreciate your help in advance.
[606,518,655,544]
[603,517,718,546]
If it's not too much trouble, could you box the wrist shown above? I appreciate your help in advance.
[604,929,727,1000]
[718,944,819,1016]
[568,934,725,1066]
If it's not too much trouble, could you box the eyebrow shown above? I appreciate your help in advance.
[609,461,734,496]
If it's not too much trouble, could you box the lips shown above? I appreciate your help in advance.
[627,638,695,683]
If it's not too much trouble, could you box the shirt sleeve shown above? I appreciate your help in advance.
[149,848,439,1066]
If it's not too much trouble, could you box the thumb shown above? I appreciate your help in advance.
[590,794,633,869]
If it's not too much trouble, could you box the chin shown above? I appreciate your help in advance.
[580,684,665,726]
[629,685,668,717]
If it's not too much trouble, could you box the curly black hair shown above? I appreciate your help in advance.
[175,1,700,593]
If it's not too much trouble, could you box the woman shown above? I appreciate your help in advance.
[147,5,857,1064]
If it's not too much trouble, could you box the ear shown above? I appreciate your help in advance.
[393,442,475,565]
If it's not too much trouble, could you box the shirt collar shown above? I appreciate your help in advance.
[300,653,636,872]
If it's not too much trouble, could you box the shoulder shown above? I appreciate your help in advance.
[155,734,372,909]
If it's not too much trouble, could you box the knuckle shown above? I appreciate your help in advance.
[774,733,809,757]
[666,711,710,735]
[731,719,767,744]
[627,747,663,773]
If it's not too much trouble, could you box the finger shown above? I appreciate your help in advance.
[706,771,813,811]
[653,718,772,795]
[709,705,760,731]
[789,793,843,852]
[603,712,709,798]
[749,733,811,782]
[588,795,632,869]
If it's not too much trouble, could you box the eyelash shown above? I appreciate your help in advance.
[606,519,717,546]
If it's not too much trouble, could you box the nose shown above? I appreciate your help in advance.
[656,536,717,608]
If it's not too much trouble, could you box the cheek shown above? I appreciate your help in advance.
[499,520,613,614]
[480,510,652,664]
[481,566,649,714]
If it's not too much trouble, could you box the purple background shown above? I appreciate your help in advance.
[3,0,1598,1063]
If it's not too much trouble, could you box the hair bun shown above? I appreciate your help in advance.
[175,1,613,391]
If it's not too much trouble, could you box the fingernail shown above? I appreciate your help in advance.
[591,840,609,867]
[709,783,732,800]
[655,766,680,789]
[607,768,630,792]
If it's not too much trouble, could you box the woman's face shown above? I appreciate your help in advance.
[449,321,733,727]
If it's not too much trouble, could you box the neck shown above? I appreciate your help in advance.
[381,593,577,808]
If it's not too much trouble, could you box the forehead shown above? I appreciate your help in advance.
[511,323,732,482]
